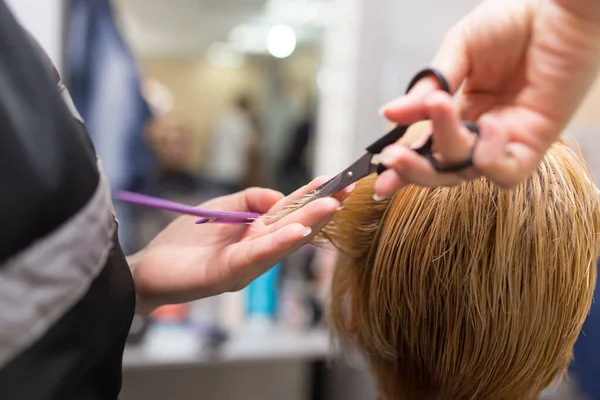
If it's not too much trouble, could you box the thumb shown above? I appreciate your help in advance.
[381,24,471,125]
[202,188,283,214]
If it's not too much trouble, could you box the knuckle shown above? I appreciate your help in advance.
[395,151,414,168]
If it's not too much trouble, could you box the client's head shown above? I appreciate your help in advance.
[319,124,600,400]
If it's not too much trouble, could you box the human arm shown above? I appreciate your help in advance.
[375,0,600,195]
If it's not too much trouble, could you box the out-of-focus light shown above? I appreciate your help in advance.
[267,24,296,59]
[229,24,268,54]
[206,42,245,68]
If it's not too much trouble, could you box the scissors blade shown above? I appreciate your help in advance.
[312,152,379,200]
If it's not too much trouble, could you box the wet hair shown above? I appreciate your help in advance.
[316,132,600,399]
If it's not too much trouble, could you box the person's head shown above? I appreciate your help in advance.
[146,114,191,171]
[319,122,600,400]
[234,94,253,113]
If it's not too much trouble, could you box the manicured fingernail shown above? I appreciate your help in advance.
[373,194,387,202]
[372,154,394,166]
[380,155,395,165]
[303,227,312,237]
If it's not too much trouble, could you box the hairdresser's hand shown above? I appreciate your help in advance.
[128,177,350,314]
[376,0,600,194]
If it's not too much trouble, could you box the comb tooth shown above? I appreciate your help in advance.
[196,217,216,224]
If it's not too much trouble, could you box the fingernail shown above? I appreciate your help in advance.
[372,154,394,166]
[337,206,344,211]
[380,156,395,165]
[373,194,387,202]
[303,227,312,237]
[347,183,356,193]
[378,106,387,116]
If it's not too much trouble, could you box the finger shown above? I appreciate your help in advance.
[379,72,452,125]
[379,91,431,126]
[429,24,470,96]
[269,175,332,214]
[224,222,309,287]
[201,188,284,214]
[266,197,341,237]
[375,145,465,189]
[241,188,285,213]
[474,114,542,188]
[233,222,309,268]
[373,169,406,198]
[226,200,340,288]
[380,25,470,124]
[332,182,355,202]
[426,91,476,164]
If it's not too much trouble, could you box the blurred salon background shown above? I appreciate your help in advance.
[8,0,600,399]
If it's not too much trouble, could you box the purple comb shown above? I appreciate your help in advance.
[115,191,260,224]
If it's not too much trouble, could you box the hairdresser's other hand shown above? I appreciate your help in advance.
[128,177,350,314]
[376,0,600,195]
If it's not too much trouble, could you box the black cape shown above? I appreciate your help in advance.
[0,2,135,399]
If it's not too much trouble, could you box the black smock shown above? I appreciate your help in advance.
[0,2,135,399]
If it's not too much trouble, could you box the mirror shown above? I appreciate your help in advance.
[107,0,331,251]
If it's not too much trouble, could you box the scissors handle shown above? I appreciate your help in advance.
[413,121,479,172]
[368,68,479,173]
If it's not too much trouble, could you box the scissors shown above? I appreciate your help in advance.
[309,68,480,202]
[115,191,260,224]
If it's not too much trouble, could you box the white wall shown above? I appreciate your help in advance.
[5,0,65,73]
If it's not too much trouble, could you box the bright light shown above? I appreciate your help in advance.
[267,24,296,59]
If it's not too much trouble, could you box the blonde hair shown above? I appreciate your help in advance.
[319,135,600,399]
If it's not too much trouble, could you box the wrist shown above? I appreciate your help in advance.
[126,251,153,315]
[133,296,155,316]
